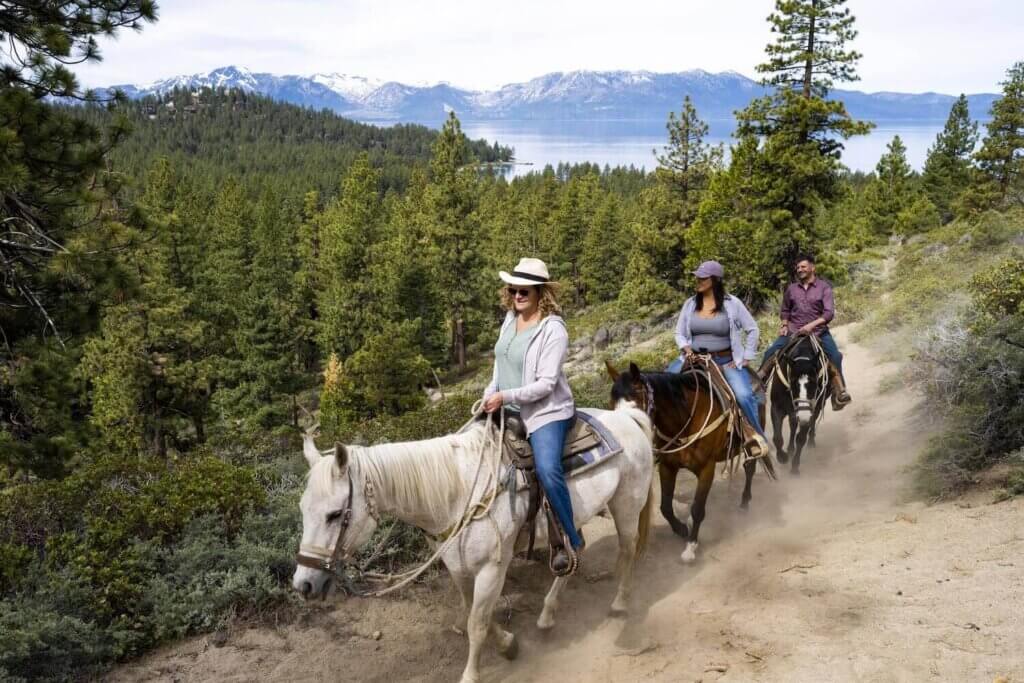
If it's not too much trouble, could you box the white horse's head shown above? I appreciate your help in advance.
[292,434,379,599]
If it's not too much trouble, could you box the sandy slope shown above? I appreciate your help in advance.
[111,327,1024,683]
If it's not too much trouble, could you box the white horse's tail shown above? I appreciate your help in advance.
[616,401,653,442]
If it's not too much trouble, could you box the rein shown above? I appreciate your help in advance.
[646,356,730,456]
[771,335,830,417]
[296,406,508,598]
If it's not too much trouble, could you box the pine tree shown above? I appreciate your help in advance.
[721,0,872,282]
[370,171,447,366]
[317,153,384,357]
[423,113,484,370]
[862,136,918,236]
[655,95,723,228]
[641,96,725,290]
[959,62,1024,215]
[551,172,601,305]
[921,95,979,222]
[580,194,629,303]
[687,134,782,303]
[0,1,157,473]
[617,244,675,310]
[220,189,308,435]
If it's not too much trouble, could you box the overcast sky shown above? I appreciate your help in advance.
[75,0,1023,94]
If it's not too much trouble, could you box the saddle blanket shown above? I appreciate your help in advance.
[505,409,623,493]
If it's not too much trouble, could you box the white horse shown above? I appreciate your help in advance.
[292,403,654,683]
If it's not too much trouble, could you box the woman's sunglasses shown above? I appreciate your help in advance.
[507,287,533,298]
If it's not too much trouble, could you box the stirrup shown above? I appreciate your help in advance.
[550,545,580,577]
[743,433,769,459]
[831,391,851,411]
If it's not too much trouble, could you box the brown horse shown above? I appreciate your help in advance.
[606,360,774,562]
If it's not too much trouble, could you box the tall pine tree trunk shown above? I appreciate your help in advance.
[803,0,817,99]
[454,317,466,371]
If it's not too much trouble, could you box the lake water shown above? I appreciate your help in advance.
[453,118,956,177]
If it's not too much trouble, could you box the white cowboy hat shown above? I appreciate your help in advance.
[499,257,551,287]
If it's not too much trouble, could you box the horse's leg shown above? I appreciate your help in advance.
[536,576,569,630]
[792,423,811,476]
[681,458,715,563]
[461,561,512,683]
[771,401,787,464]
[452,573,473,633]
[658,462,688,539]
[808,420,818,449]
[606,488,642,615]
[787,412,798,461]
[740,458,755,509]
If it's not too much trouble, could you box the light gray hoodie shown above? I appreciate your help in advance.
[483,312,575,436]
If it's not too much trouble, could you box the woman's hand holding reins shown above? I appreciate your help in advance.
[483,393,504,414]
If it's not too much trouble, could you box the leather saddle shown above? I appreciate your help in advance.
[500,410,602,469]
[478,409,604,577]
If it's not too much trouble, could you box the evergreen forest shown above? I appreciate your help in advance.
[1,1,1022,679]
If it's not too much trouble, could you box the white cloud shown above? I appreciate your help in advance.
[74,0,1023,94]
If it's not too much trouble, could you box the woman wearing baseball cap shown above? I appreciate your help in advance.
[481,257,581,573]
[669,260,769,457]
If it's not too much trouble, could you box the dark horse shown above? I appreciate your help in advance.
[769,334,830,475]
[606,361,774,563]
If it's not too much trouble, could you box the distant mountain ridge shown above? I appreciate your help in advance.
[98,65,999,123]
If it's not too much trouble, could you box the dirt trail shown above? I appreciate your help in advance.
[113,327,1024,683]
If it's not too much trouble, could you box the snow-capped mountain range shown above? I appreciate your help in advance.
[99,65,998,122]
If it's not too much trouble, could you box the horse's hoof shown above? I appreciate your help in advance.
[740,500,750,511]
[498,633,519,660]
[776,453,788,464]
[536,615,555,631]
[790,467,800,477]
[680,543,698,563]
[609,599,628,616]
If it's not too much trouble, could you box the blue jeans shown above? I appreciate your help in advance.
[762,330,844,380]
[528,417,582,549]
[666,356,765,437]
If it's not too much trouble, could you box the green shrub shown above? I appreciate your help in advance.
[969,254,1024,317]
[0,453,288,677]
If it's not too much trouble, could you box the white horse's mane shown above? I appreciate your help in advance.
[310,425,488,522]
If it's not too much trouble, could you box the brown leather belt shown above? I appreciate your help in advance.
[695,348,732,359]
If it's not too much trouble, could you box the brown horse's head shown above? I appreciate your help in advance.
[606,360,649,411]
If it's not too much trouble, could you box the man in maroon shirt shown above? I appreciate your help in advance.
[758,255,852,410]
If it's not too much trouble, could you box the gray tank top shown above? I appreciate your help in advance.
[690,311,730,352]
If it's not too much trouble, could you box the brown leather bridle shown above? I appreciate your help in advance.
[295,472,378,573]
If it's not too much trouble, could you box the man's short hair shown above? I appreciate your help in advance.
[794,253,816,266]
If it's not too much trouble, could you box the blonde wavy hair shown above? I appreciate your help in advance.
[499,281,563,317]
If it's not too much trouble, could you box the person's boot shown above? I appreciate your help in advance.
[551,547,571,574]
[740,420,769,458]
[829,363,852,411]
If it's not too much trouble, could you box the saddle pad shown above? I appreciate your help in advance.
[562,410,622,476]
[504,410,624,494]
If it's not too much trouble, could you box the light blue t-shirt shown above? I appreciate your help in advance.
[494,321,539,408]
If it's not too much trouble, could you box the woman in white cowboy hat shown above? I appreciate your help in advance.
[482,257,580,572]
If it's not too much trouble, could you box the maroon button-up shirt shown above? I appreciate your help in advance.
[781,277,835,336]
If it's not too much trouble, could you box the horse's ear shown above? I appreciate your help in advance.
[302,433,320,468]
[628,362,642,379]
[604,359,620,380]
[334,442,349,470]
